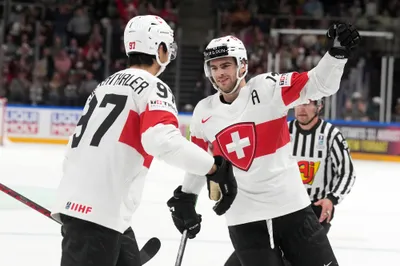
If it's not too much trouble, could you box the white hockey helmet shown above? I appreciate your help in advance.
[124,15,177,76]
[203,35,248,94]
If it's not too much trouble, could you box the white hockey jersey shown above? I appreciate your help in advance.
[51,68,214,233]
[182,52,348,226]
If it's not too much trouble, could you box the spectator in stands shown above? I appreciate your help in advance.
[45,72,63,106]
[54,50,72,76]
[367,96,381,121]
[393,98,400,122]
[64,70,80,106]
[52,36,64,56]
[30,75,45,106]
[160,0,179,29]
[303,0,324,18]
[8,71,31,104]
[3,35,18,59]
[67,7,92,46]
[17,43,34,73]
[52,4,72,41]
[79,71,98,105]
[353,98,369,121]
[342,99,354,121]
[2,0,399,116]
[230,0,251,28]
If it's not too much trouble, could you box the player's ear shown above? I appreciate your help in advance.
[319,102,324,111]
[239,59,247,76]
[158,43,168,63]
[317,104,323,113]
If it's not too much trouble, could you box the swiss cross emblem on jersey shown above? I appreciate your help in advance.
[215,122,256,171]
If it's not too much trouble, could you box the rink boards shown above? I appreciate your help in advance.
[3,105,400,162]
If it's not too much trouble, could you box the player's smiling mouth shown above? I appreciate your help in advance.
[218,77,229,84]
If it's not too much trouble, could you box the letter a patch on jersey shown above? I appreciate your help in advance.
[215,122,256,171]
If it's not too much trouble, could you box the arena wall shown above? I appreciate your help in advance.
[4,105,400,162]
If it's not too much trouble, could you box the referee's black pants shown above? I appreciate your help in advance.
[225,205,338,266]
[60,214,141,266]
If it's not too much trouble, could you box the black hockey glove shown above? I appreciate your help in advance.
[327,23,360,59]
[167,186,202,239]
[206,156,238,216]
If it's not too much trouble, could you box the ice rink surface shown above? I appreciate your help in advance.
[0,143,399,265]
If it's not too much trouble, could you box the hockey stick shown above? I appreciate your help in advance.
[175,229,189,266]
[140,237,161,265]
[0,182,160,265]
[0,182,60,224]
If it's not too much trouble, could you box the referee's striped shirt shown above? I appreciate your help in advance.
[288,119,356,205]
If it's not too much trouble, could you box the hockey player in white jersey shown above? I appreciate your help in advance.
[51,15,237,266]
[225,99,356,266]
[170,23,360,266]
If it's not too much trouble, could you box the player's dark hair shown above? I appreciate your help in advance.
[127,43,167,67]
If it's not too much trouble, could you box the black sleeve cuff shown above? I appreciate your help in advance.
[328,47,349,59]
[327,194,339,205]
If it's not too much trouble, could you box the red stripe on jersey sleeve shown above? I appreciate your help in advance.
[191,136,208,151]
[140,105,179,134]
[119,110,153,168]
[281,72,309,106]
[118,107,178,168]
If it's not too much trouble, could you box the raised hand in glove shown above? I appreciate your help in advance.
[206,156,237,216]
[167,186,202,239]
[327,23,361,59]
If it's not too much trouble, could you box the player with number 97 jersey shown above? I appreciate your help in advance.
[50,15,236,266]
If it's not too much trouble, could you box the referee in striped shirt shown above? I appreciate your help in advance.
[288,99,356,233]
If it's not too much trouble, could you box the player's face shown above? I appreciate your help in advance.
[209,57,238,93]
[294,102,318,125]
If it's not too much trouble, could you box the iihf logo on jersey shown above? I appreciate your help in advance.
[317,135,325,149]
[65,201,92,214]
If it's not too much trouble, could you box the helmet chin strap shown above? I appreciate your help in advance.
[298,113,319,126]
[218,77,242,95]
[155,55,169,77]
[217,63,247,95]
[155,45,172,77]
[298,107,319,126]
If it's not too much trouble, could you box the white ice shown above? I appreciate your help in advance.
[0,143,399,265]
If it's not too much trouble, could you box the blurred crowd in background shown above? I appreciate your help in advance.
[209,0,400,122]
[0,0,179,106]
[1,0,400,122]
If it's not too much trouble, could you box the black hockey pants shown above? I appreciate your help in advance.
[60,214,141,266]
[226,205,338,266]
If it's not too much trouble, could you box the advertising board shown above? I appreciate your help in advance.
[4,105,400,162]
